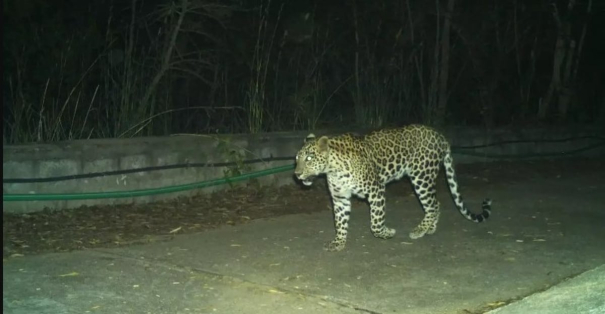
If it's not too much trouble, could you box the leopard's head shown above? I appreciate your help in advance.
[294,133,330,186]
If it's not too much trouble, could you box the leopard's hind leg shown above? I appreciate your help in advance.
[409,167,441,239]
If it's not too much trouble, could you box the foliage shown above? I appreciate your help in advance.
[3,0,604,144]
[215,136,257,188]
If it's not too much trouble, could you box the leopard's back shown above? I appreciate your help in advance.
[362,125,450,184]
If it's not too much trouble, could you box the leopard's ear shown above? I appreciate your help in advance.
[317,136,329,152]
[304,133,316,143]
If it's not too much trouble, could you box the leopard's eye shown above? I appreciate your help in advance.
[306,155,313,161]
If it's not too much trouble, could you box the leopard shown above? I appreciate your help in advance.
[294,124,492,252]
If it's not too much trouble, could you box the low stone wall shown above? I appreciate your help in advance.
[3,126,604,214]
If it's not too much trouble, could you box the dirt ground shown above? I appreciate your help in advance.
[3,157,603,259]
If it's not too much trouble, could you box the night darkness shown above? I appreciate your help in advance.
[3,0,605,143]
[3,2,605,312]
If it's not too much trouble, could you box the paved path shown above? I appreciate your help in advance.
[4,167,605,314]
[486,265,605,314]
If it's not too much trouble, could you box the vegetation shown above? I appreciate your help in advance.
[3,0,603,144]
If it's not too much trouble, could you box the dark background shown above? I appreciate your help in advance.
[3,0,604,143]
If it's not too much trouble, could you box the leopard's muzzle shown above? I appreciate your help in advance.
[294,172,314,186]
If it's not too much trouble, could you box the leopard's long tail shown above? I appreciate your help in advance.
[443,152,491,222]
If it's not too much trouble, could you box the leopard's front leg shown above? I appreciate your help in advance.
[368,185,396,239]
[325,193,351,252]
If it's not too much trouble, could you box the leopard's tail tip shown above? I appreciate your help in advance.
[481,198,492,219]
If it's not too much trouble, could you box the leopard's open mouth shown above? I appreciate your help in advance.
[297,175,315,186]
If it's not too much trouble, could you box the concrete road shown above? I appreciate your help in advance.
[4,163,605,314]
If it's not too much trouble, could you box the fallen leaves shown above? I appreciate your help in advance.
[2,184,331,258]
[58,272,79,277]
[169,226,182,234]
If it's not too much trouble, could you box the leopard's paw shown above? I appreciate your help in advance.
[409,227,427,239]
[324,239,346,252]
[373,227,396,239]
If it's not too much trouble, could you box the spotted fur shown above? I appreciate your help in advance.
[294,124,491,251]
